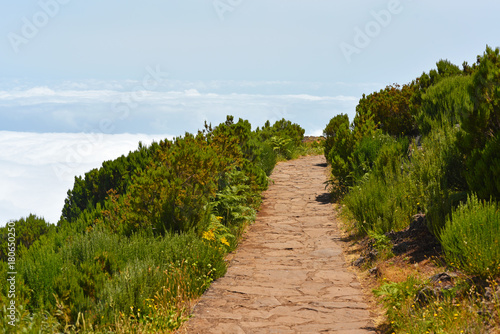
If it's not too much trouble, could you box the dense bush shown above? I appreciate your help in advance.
[0,214,53,261]
[460,46,500,152]
[441,194,500,277]
[100,133,228,236]
[355,83,418,137]
[343,136,415,234]
[323,114,354,197]
[255,141,277,176]
[257,118,305,148]
[408,125,467,234]
[323,114,351,159]
[417,75,473,135]
[465,132,500,200]
[348,132,391,183]
[61,142,160,224]
[460,46,500,201]
[343,110,469,236]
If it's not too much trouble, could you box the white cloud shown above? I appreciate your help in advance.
[0,81,359,135]
[0,85,356,105]
[0,87,120,105]
[309,129,324,137]
[0,131,173,226]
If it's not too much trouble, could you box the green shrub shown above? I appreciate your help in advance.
[348,132,390,183]
[258,118,305,147]
[460,46,500,152]
[343,117,466,237]
[323,114,355,197]
[0,215,54,261]
[417,75,473,135]
[343,135,414,234]
[9,227,227,328]
[255,118,305,162]
[465,132,500,200]
[256,141,277,176]
[323,114,352,161]
[61,142,160,224]
[99,134,227,236]
[408,125,467,235]
[342,123,467,236]
[17,234,64,311]
[354,83,418,137]
[269,136,293,160]
[343,170,416,234]
[371,136,409,180]
[440,194,500,277]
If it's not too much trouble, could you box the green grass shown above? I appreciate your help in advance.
[374,276,494,333]
[0,228,226,332]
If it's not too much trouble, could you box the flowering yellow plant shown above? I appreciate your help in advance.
[202,215,233,251]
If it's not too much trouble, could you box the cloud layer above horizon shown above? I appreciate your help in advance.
[0,80,361,136]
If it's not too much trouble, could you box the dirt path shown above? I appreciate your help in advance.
[183,155,375,333]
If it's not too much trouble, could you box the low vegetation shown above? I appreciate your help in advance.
[0,116,320,333]
[325,46,500,332]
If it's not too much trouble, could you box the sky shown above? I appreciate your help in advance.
[1,0,499,225]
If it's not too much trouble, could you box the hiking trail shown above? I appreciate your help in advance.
[183,155,375,333]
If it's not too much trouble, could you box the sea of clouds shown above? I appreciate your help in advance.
[0,78,368,133]
[0,131,172,225]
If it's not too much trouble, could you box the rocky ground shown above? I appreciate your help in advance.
[181,155,375,334]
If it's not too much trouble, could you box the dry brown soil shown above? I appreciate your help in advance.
[182,155,376,333]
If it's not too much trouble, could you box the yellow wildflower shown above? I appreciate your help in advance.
[202,230,215,241]
[220,237,230,247]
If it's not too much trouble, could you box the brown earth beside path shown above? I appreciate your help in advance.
[182,155,376,334]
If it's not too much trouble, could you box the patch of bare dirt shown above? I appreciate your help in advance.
[336,212,450,332]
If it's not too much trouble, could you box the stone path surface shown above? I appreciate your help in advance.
[183,155,375,333]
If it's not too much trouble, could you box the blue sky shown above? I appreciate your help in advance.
[1,1,498,84]
[1,0,499,224]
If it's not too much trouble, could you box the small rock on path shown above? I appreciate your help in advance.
[183,155,375,333]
